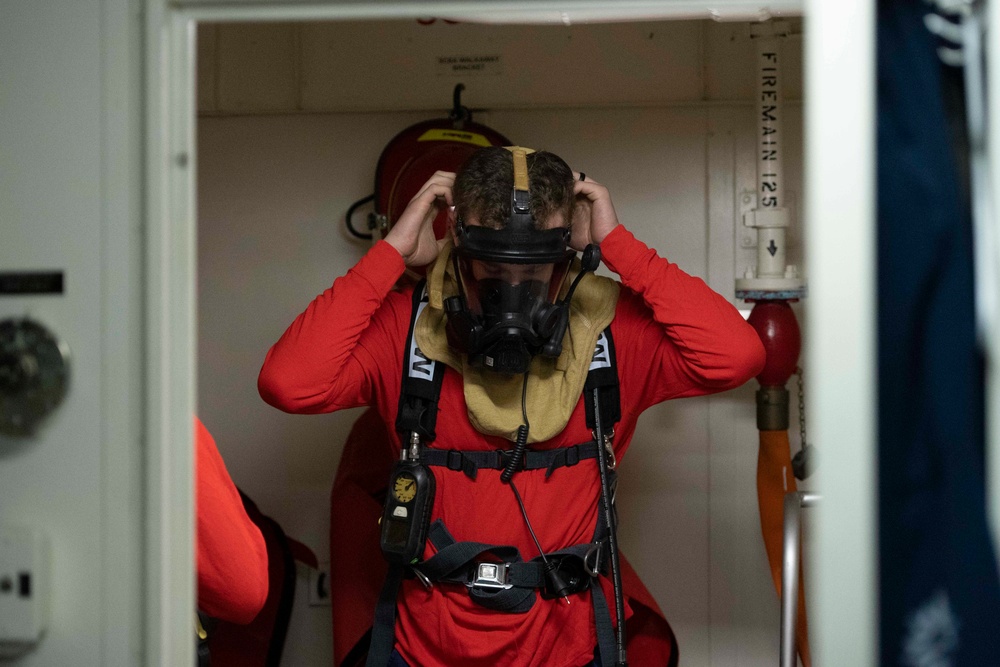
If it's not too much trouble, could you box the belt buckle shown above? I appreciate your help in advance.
[467,562,512,590]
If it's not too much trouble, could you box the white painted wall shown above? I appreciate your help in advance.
[196,18,806,666]
[0,0,144,665]
[196,19,803,115]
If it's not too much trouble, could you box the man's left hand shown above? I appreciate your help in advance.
[570,172,619,252]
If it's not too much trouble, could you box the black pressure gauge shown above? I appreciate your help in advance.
[0,318,70,436]
[380,461,435,565]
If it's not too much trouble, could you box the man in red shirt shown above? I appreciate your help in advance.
[259,147,763,666]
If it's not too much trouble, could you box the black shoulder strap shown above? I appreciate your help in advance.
[584,327,620,431]
[395,280,446,442]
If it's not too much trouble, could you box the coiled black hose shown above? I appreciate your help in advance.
[345,193,375,240]
[500,373,531,483]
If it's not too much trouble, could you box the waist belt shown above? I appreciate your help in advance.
[367,522,618,667]
[420,440,600,480]
[411,519,608,613]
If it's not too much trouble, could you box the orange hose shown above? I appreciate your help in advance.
[758,429,811,667]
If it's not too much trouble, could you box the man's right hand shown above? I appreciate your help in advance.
[384,171,454,267]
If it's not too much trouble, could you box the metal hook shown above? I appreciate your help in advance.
[450,83,471,127]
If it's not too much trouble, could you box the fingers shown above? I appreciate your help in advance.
[395,172,454,239]
[570,172,618,247]
[411,171,455,207]
[385,172,455,266]
[573,176,608,202]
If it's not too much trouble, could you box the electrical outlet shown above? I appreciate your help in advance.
[0,526,48,658]
[308,561,331,607]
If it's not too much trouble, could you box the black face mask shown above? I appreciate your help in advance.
[444,146,600,374]
[446,269,564,374]
[445,240,602,375]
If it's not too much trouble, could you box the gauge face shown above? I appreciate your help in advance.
[392,473,418,503]
[0,318,70,436]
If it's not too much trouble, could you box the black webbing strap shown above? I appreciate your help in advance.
[419,520,536,612]
[420,440,601,480]
[367,489,619,665]
[585,467,618,667]
[584,329,620,432]
[395,280,445,442]
[196,611,212,667]
[415,520,613,614]
[365,565,405,667]
[409,510,619,663]
[592,579,617,667]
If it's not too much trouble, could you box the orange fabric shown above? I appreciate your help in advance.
[757,429,811,667]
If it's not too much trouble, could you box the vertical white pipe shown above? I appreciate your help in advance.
[756,28,787,279]
[758,31,784,208]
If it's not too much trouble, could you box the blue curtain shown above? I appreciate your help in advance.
[877,1,1000,664]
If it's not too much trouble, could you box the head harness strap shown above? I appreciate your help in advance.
[505,146,535,197]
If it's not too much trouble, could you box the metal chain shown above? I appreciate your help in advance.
[796,366,807,448]
[792,366,816,480]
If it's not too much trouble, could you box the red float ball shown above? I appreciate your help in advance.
[746,300,801,387]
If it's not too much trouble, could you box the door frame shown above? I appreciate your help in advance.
[142,1,879,665]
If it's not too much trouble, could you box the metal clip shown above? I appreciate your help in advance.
[597,428,616,470]
[467,562,512,590]
[413,568,433,589]
[408,431,421,461]
[584,542,604,577]
[368,212,389,234]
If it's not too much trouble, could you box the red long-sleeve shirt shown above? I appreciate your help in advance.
[196,417,269,624]
[259,225,763,667]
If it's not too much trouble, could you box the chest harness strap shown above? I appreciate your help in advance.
[419,440,601,480]
[366,280,624,667]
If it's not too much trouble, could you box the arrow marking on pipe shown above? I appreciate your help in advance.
[768,240,778,256]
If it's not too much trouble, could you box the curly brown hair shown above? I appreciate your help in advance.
[453,147,574,230]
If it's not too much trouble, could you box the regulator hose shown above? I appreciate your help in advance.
[500,373,531,483]
[593,387,628,666]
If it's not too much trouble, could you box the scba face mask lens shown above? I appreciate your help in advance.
[462,259,568,329]
[450,256,572,373]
